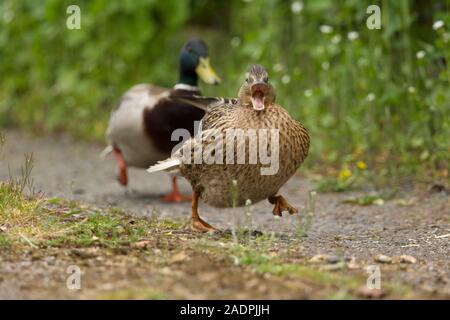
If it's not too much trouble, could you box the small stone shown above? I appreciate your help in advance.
[347,257,360,269]
[198,272,217,283]
[320,261,345,271]
[429,183,447,193]
[131,240,151,249]
[116,226,125,235]
[347,261,360,270]
[399,255,417,264]
[375,254,392,263]
[30,251,43,261]
[170,251,188,263]
[357,286,386,299]
[159,267,172,275]
[373,199,385,206]
[326,255,340,264]
[309,254,327,264]
[309,254,341,264]
[70,248,97,259]
[73,188,85,195]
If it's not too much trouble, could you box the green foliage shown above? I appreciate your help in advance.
[0,0,190,138]
[0,234,11,247]
[0,0,449,179]
[66,210,147,247]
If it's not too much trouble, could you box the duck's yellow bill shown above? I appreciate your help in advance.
[196,57,221,85]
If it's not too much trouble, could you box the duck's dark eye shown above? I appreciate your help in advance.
[245,78,249,83]
[264,77,268,83]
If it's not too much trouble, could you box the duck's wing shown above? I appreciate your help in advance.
[172,95,238,112]
[177,100,241,165]
[146,99,240,174]
[105,84,171,162]
[107,84,169,138]
[108,84,170,131]
[141,88,206,155]
[199,100,240,130]
[111,84,168,114]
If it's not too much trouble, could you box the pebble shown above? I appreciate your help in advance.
[347,257,360,269]
[375,254,392,263]
[309,254,327,264]
[326,255,340,264]
[130,240,151,249]
[399,255,417,264]
[357,286,386,299]
[320,261,345,271]
[309,254,342,264]
[70,248,98,259]
[170,251,188,263]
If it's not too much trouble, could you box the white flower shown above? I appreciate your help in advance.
[416,50,426,59]
[281,75,291,84]
[408,86,416,94]
[291,1,303,14]
[348,31,359,41]
[231,37,241,48]
[366,93,376,101]
[321,61,330,70]
[331,34,341,44]
[3,10,13,24]
[273,63,283,72]
[304,89,312,97]
[432,20,444,30]
[320,25,333,34]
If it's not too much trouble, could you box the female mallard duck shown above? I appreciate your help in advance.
[105,39,221,202]
[147,64,310,231]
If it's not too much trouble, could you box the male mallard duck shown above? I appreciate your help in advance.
[147,64,310,231]
[104,39,221,202]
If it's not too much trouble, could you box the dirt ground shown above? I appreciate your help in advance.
[0,129,449,299]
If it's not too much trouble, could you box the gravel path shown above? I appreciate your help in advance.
[1,130,449,295]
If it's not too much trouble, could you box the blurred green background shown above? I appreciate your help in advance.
[0,0,449,183]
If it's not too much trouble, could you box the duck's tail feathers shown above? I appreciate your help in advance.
[100,145,113,159]
[147,158,181,174]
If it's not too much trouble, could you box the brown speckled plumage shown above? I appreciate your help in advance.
[179,98,310,207]
[148,64,310,231]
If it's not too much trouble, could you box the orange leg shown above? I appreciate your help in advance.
[113,146,128,186]
[191,191,217,232]
[268,195,298,216]
[162,176,192,202]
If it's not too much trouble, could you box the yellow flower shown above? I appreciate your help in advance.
[338,168,352,181]
[357,161,367,170]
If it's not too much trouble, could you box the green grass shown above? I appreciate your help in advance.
[0,180,172,250]
[0,234,11,247]
[46,210,147,248]
[212,238,415,298]
[0,178,423,299]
